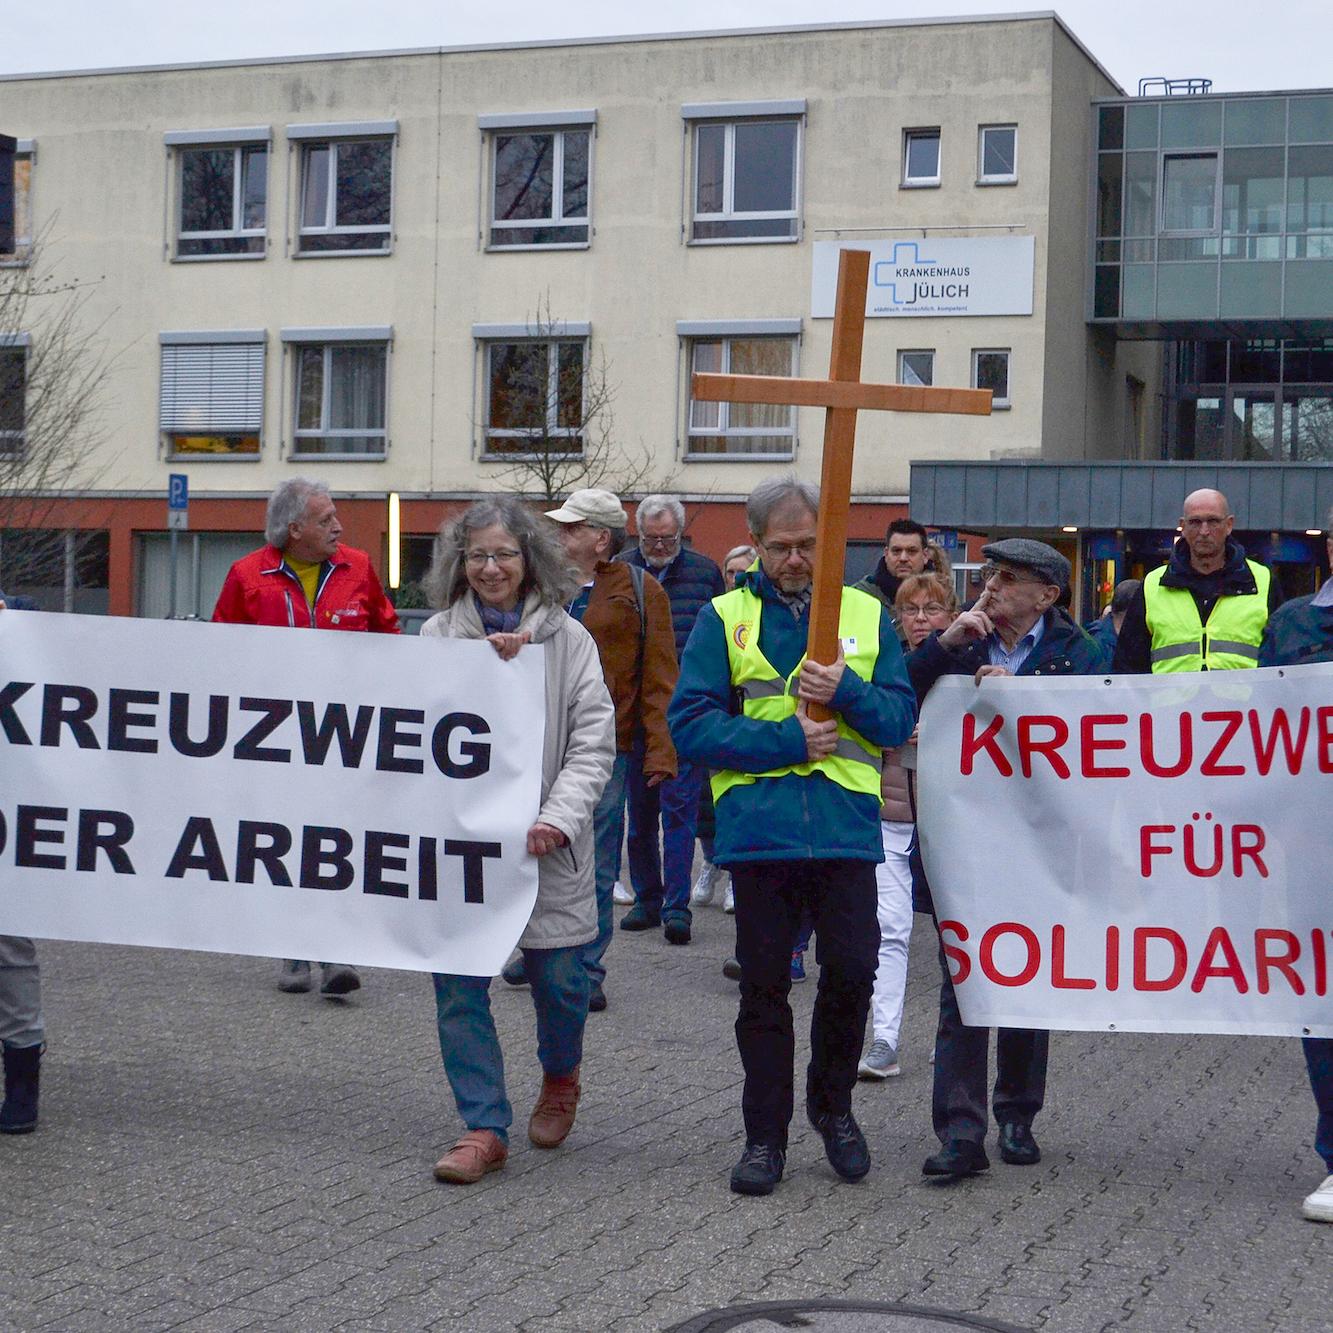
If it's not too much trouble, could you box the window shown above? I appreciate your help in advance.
[0,340,25,455]
[898,350,935,387]
[687,336,796,457]
[688,110,801,243]
[903,129,941,187]
[0,529,109,614]
[488,125,590,248]
[972,349,1010,409]
[159,333,265,458]
[168,130,269,258]
[482,338,585,456]
[978,125,1017,184]
[1,141,34,264]
[1161,153,1219,233]
[290,122,396,254]
[282,329,391,457]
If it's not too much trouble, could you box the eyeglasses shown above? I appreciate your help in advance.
[640,534,681,549]
[465,549,523,567]
[761,539,817,560]
[900,603,948,618]
[979,562,1046,586]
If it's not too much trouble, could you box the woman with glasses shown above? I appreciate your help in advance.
[420,497,615,1184]
[858,573,959,1081]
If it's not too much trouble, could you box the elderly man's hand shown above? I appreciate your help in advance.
[797,644,845,705]
[645,771,670,789]
[939,588,995,649]
[486,630,532,661]
[796,702,839,762]
[527,822,568,856]
[974,664,1012,685]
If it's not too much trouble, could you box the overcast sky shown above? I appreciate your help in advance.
[2,0,1330,95]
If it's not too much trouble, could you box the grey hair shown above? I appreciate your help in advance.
[636,494,686,533]
[723,544,758,568]
[746,474,820,539]
[266,478,330,549]
[424,496,580,611]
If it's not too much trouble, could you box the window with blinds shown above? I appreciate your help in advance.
[159,338,265,457]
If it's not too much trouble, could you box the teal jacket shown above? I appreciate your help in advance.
[1258,591,1333,667]
[667,568,916,865]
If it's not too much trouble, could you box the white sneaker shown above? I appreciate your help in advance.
[723,881,735,914]
[690,861,720,907]
[612,881,634,906]
[857,1039,901,1080]
[1303,1172,1333,1222]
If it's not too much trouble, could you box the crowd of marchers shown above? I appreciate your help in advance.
[1,478,1329,1227]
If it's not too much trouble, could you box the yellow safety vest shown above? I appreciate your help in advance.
[1143,560,1271,672]
[711,584,883,804]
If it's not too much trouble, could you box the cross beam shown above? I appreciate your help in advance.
[691,247,992,720]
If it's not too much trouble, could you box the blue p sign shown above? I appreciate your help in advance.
[168,474,189,511]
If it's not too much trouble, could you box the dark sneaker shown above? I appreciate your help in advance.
[722,956,742,981]
[0,1043,42,1135]
[501,955,528,987]
[319,964,361,997]
[923,1139,990,1177]
[277,960,312,993]
[588,984,607,1013]
[619,903,661,932]
[807,1102,870,1182]
[730,1141,786,1196]
[998,1121,1041,1165]
[663,914,691,945]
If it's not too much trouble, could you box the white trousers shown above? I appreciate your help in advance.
[870,822,915,1049]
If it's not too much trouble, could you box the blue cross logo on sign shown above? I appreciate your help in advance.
[168,474,189,511]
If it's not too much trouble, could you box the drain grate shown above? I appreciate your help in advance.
[664,1300,1029,1333]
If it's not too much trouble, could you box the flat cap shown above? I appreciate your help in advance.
[545,488,628,528]
[981,537,1071,591]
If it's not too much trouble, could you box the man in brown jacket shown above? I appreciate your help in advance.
[504,489,678,1012]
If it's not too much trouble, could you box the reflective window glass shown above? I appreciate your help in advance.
[1161,154,1218,232]
[904,130,940,183]
[692,119,799,241]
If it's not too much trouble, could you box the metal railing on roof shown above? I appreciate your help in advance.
[1137,76,1213,97]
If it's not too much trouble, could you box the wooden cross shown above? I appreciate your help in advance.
[691,247,992,719]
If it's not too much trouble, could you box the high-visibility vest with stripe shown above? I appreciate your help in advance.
[1143,560,1271,672]
[711,584,883,804]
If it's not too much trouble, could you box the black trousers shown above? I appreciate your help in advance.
[931,929,1048,1145]
[732,859,879,1148]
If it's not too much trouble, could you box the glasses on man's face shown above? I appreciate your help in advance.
[979,562,1043,587]
[465,549,523,568]
[640,534,680,550]
[761,539,817,561]
[901,602,948,619]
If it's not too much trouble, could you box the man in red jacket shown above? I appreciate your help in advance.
[212,478,399,997]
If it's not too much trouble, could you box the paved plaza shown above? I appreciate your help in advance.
[2,902,1328,1332]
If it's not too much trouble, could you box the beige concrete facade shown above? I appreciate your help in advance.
[0,12,1160,519]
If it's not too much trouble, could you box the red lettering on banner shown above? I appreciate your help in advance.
[1017,715,1071,779]
[1105,925,1120,991]
[1133,927,1188,991]
[1183,813,1224,877]
[1314,929,1328,997]
[1232,825,1268,878]
[1080,714,1131,778]
[979,922,1041,986]
[1140,825,1176,877]
[1140,711,1193,778]
[1254,930,1304,996]
[1190,926,1249,993]
[1248,707,1310,775]
[938,920,971,984]
[1050,924,1095,989]
[1200,711,1245,776]
[960,714,1010,777]
[1320,707,1333,773]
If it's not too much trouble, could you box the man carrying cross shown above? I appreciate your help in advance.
[669,475,916,1195]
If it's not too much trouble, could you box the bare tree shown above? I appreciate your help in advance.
[0,231,116,593]
[481,295,669,503]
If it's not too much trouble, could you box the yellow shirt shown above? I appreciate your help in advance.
[283,556,322,610]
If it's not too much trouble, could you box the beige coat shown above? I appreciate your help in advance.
[421,595,616,950]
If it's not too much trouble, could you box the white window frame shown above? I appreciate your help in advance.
[281,327,392,460]
[482,114,594,252]
[1,140,35,268]
[159,332,266,462]
[171,135,269,262]
[898,349,936,387]
[0,335,28,457]
[479,335,588,460]
[687,114,804,246]
[977,124,1018,185]
[1160,152,1221,236]
[972,348,1011,410]
[682,328,799,461]
[903,128,942,188]
[290,123,397,257]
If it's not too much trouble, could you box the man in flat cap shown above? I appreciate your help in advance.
[905,538,1108,1179]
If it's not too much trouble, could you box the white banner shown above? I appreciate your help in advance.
[812,237,1035,318]
[918,667,1333,1037]
[0,613,545,976]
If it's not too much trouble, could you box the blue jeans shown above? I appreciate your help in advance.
[1305,1037,1333,1171]
[433,947,590,1147]
[626,742,706,921]
[579,751,629,989]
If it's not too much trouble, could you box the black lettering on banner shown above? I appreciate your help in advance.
[0,809,5,855]
[418,837,438,901]
[300,825,354,891]
[107,689,160,754]
[0,681,34,745]
[165,816,229,880]
[40,684,100,749]
[76,809,136,873]
[364,830,410,897]
[296,700,374,768]
[232,697,293,763]
[169,693,229,758]
[376,708,425,774]
[16,806,67,869]
[235,821,294,886]
[443,839,501,904]
[431,713,492,779]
